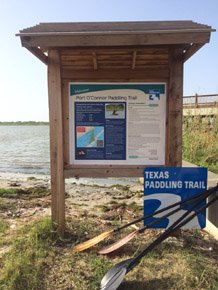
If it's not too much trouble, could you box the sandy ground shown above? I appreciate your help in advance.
[0,167,217,240]
[0,172,145,258]
[0,172,143,222]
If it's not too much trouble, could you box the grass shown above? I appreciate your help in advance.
[0,215,217,290]
[95,200,142,220]
[0,179,217,289]
[45,250,112,290]
[0,219,9,236]
[0,218,11,249]
[0,217,58,290]
[128,201,143,213]
[0,216,113,290]
[121,233,218,290]
[0,199,16,212]
[0,187,51,217]
[183,114,218,173]
[0,187,50,199]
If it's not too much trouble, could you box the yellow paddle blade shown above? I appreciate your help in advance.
[73,230,114,252]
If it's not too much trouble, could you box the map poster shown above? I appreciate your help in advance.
[69,83,166,165]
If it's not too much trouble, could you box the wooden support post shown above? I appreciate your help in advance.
[195,93,198,108]
[48,50,65,233]
[168,48,184,167]
[168,52,183,239]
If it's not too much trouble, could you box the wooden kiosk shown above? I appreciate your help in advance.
[17,21,214,232]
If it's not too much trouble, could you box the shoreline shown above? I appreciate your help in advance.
[0,171,143,228]
[0,171,140,189]
[0,122,49,126]
[0,171,143,214]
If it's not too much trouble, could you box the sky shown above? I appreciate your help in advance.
[0,0,217,121]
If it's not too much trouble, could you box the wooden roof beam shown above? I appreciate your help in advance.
[26,47,48,65]
[183,43,205,62]
[20,32,211,48]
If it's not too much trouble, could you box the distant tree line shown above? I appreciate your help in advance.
[0,121,49,126]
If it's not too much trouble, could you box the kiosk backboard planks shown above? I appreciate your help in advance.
[69,83,166,166]
[17,21,215,231]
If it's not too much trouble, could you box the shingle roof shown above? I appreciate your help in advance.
[18,21,214,35]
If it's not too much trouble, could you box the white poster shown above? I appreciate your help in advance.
[69,83,166,165]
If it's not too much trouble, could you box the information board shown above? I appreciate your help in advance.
[144,167,208,229]
[69,83,166,165]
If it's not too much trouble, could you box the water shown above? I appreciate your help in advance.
[0,126,50,175]
[0,125,138,186]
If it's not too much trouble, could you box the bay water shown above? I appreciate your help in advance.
[0,126,50,175]
[0,125,137,186]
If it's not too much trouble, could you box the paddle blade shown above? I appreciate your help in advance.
[100,258,133,290]
[73,230,114,252]
[98,230,138,255]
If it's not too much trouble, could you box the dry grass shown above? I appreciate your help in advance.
[0,212,217,290]
[0,184,218,290]
[183,114,218,173]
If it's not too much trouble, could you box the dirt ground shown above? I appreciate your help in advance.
[0,172,144,228]
[0,172,218,290]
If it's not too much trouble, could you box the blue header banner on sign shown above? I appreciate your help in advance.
[144,167,208,229]
[70,83,165,96]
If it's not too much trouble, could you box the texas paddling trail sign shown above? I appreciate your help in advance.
[69,83,166,166]
[144,167,208,229]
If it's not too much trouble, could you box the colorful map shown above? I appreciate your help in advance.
[76,126,104,148]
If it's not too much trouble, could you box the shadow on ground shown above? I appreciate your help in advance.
[118,277,178,290]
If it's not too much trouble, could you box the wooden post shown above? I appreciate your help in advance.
[195,93,198,108]
[168,48,184,167]
[48,50,65,233]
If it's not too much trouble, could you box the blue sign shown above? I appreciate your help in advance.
[149,90,160,101]
[74,102,126,160]
[144,167,208,229]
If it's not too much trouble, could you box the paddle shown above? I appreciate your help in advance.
[73,186,214,252]
[100,259,134,290]
[98,197,199,254]
[100,188,218,290]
